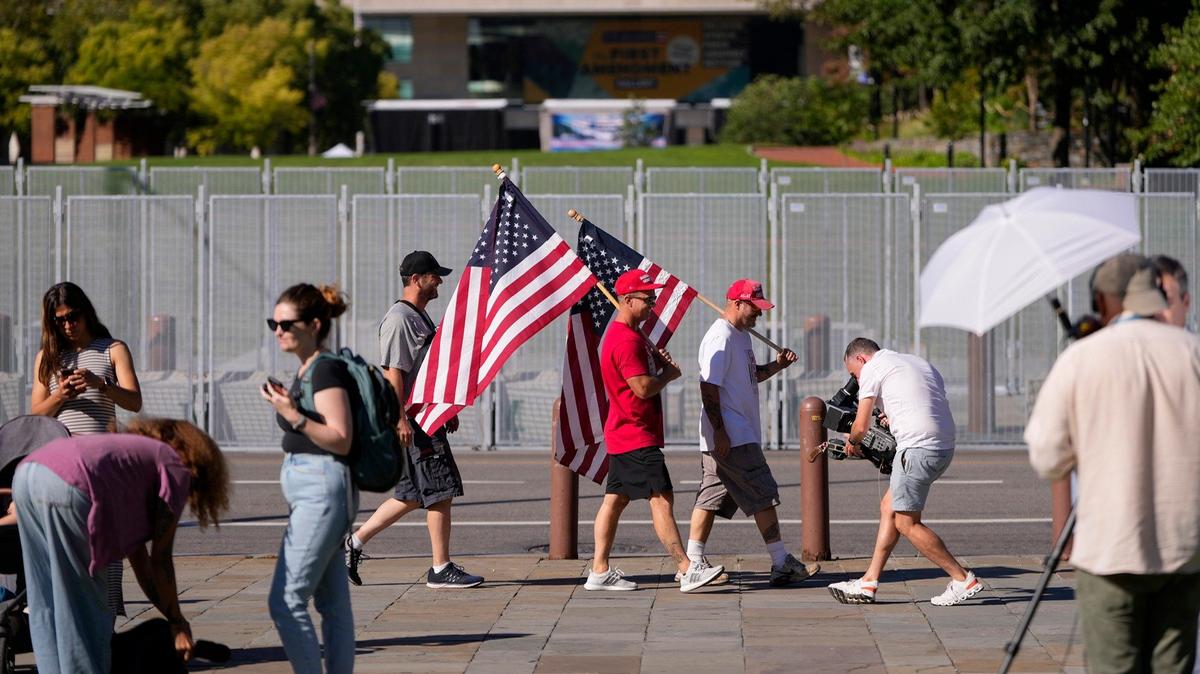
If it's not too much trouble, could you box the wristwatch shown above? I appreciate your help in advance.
[291,416,308,432]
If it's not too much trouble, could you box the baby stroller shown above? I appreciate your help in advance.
[0,415,71,674]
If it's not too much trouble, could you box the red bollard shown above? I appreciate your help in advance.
[147,314,176,371]
[800,396,831,562]
[1050,476,1073,562]
[548,398,578,560]
[804,315,831,376]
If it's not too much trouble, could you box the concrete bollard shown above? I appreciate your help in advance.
[800,396,831,562]
[147,314,176,371]
[548,398,579,560]
[803,314,831,376]
[1050,477,1073,562]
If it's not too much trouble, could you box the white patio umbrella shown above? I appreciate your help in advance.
[919,187,1139,335]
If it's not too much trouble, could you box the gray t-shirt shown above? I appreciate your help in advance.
[378,300,436,401]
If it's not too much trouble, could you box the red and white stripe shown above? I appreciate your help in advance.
[410,233,595,435]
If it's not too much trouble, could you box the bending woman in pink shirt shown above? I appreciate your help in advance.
[12,418,230,674]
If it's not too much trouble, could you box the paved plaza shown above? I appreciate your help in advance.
[16,552,1086,673]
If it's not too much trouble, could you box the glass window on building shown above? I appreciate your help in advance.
[468,18,532,99]
[366,16,413,64]
[397,79,414,100]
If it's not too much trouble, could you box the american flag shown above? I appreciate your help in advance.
[408,178,596,434]
[555,218,697,482]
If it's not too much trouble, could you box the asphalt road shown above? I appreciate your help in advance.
[176,448,1058,564]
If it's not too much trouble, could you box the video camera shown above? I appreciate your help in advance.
[819,377,897,474]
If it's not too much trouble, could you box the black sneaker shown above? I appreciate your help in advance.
[426,562,484,589]
[345,536,369,587]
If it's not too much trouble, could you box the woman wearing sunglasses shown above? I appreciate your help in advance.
[30,281,143,618]
[260,283,359,674]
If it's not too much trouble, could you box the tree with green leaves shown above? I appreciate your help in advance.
[720,75,868,146]
[0,28,55,138]
[1142,4,1200,166]
[187,18,309,154]
[67,2,195,116]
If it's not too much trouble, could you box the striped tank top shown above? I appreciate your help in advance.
[48,337,118,435]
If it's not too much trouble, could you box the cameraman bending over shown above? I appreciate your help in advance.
[828,338,983,606]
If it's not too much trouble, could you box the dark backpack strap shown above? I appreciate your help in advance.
[298,352,337,414]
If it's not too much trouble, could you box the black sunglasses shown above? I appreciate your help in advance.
[54,310,82,326]
[266,318,305,332]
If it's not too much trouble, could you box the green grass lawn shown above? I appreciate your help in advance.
[101,143,815,169]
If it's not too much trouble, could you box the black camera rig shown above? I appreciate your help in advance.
[817,377,897,474]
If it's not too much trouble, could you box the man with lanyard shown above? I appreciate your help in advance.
[827,338,983,606]
[586,269,725,593]
[1027,253,1200,672]
[345,251,484,589]
[685,279,821,586]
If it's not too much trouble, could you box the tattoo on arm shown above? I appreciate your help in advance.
[700,384,724,431]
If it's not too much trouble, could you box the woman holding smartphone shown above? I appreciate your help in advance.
[31,281,143,619]
[260,283,359,674]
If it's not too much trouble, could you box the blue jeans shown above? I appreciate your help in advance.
[14,461,112,674]
[269,453,359,674]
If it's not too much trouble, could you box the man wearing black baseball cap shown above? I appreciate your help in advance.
[346,250,486,590]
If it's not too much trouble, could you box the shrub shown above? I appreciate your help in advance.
[720,75,868,146]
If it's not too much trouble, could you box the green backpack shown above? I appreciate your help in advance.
[300,348,405,492]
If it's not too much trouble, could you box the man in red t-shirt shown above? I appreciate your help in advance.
[586,270,724,593]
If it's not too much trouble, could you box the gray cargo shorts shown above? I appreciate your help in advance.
[692,443,781,518]
[889,446,954,512]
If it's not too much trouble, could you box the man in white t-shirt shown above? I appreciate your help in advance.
[827,338,983,606]
[684,279,820,587]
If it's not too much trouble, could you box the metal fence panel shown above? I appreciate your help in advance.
[1139,193,1198,330]
[639,194,770,445]
[776,194,914,445]
[771,168,883,194]
[394,167,495,195]
[207,196,338,447]
[65,196,197,424]
[273,167,386,195]
[520,167,635,195]
[149,167,262,196]
[894,168,1008,195]
[1144,169,1200,195]
[918,193,1043,444]
[26,167,141,197]
[1020,168,1131,192]
[0,197,55,422]
[345,194,487,448]
[0,167,13,196]
[645,167,761,194]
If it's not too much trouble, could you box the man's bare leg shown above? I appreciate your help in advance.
[688,508,716,543]
[894,512,968,582]
[648,492,689,575]
[354,497,420,546]
[426,499,452,567]
[863,489,901,582]
[592,494,629,573]
[753,507,782,544]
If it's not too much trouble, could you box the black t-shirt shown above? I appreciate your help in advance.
[276,357,361,462]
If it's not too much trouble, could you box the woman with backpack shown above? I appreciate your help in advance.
[260,283,360,674]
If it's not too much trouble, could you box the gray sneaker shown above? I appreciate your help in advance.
[675,557,730,585]
[680,560,726,593]
[585,568,638,591]
[769,554,820,587]
[426,562,484,589]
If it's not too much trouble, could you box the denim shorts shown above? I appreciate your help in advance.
[889,446,954,512]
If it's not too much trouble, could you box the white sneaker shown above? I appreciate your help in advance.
[679,560,725,593]
[674,557,729,585]
[585,568,638,591]
[828,578,878,604]
[930,571,983,606]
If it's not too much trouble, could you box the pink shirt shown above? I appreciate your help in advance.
[27,434,191,574]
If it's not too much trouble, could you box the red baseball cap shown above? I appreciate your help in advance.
[726,279,774,310]
[614,269,665,295]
